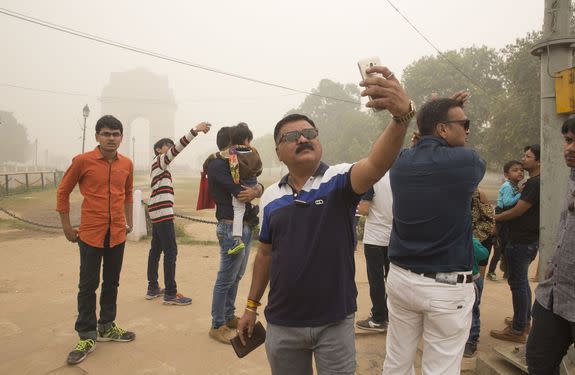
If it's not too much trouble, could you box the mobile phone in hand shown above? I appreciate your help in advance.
[358,57,383,111]
[358,56,382,80]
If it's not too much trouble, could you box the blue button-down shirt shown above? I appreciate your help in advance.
[389,136,486,274]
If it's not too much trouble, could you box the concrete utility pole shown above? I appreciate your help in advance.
[530,0,575,279]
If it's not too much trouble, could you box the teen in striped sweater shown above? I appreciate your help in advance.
[146,122,210,305]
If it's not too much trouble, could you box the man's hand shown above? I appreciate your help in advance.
[194,122,211,134]
[237,309,258,346]
[237,185,261,203]
[360,66,410,117]
[63,226,79,242]
[450,90,470,106]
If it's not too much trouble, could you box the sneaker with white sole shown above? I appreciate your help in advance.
[356,317,388,332]
[66,338,96,365]
[145,286,164,300]
[163,293,192,306]
[97,323,135,342]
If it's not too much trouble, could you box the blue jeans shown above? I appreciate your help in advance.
[467,276,484,345]
[211,221,252,328]
[506,242,538,331]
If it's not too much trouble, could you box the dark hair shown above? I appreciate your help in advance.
[524,144,540,161]
[216,126,231,151]
[274,114,316,144]
[503,160,522,174]
[562,117,575,134]
[153,138,174,156]
[416,98,462,136]
[231,123,253,145]
[95,115,123,134]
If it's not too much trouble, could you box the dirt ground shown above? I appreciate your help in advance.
[0,221,536,375]
[0,182,535,375]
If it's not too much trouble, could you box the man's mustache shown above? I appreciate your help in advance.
[295,143,314,154]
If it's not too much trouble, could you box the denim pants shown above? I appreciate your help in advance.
[506,242,538,331]
[363,244,390,323]
[467,276,484,345]
[211,221,252,328]
[147,220,178,296]
[76,237,125,340]
[526,301,575,375]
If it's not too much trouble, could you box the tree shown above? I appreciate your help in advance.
[402,46,505,157]
[284,79,386,164]
[0,111,32,163]
[483,32,542,166]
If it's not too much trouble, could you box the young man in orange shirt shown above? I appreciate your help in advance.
[57,115,135,365]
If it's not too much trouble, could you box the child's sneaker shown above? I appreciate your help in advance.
[97,323,135,342]
[487,272,497,281]
[163,293,192,306]
[145,286,164,300]
[227,238,245,255]
[66,338,96,365]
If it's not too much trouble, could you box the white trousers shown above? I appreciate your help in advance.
[382,263,474,375]
[231,195,246,238]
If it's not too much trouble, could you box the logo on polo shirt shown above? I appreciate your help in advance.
[315,199,324,205]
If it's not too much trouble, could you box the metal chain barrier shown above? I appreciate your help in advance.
[0,202,218,230]
[0,207,74,229]
[140,200,218,225]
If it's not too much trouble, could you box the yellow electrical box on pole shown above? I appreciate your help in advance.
[555,67,575,114]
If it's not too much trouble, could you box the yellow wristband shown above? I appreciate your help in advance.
[247,299,261,308]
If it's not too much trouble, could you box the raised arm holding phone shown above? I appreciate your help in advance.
[236,63,414,375]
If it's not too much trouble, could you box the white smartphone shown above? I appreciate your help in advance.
[357,56,383,111]
[357,56,382,80]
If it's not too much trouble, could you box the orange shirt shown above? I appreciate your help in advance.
[56,147,133,248]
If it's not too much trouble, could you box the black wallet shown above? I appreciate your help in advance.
[230,321,266,358]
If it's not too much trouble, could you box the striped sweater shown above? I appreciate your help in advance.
[148,130,197,223]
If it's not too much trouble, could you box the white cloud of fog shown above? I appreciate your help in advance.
[0,0,543,168]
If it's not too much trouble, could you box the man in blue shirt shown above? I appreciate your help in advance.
[236,65,415,375]
[383,98,486,375]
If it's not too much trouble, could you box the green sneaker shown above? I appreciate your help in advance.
[227,239,245,255]
[67,338,96,365]
[97,323,135,342]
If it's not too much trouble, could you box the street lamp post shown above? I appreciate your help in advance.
[81,104,90,153]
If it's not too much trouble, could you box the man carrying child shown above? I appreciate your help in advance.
[207,122,263,344]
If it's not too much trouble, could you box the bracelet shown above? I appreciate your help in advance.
[245,307,259,316]
[247,299,261,308]
[191,129,198,137]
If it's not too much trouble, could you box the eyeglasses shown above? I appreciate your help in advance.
[98,131,122,138]
[443,119,470,131]
[278,128,319,144]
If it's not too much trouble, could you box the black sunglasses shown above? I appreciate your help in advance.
[278,128,319,144]
[443,119,470,131]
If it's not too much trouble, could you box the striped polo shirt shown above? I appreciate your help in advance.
[259,162,361,327]
[148,130,196,223]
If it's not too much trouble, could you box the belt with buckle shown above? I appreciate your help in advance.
[423,272,473,284]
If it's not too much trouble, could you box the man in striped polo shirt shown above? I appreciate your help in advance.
[237,65,415,374]
[146,122,211,305]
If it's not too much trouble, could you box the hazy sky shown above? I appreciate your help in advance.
[0,1,543,168]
